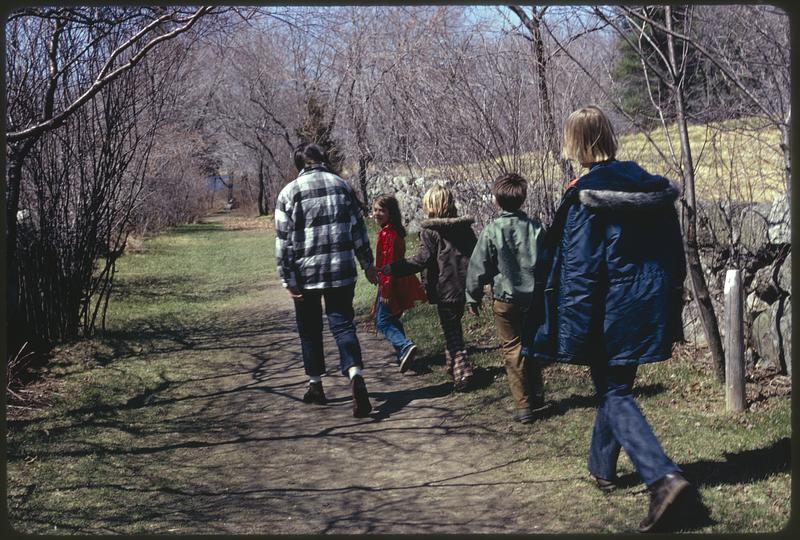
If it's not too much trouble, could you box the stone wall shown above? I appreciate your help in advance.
[369,173,792,376]
[367,174,494,232]
[685,193,791,375]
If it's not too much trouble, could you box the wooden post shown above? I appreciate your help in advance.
[724,269,746,412]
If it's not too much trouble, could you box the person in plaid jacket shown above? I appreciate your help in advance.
[275,143,378,418]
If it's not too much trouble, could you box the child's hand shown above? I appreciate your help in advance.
[365,265,379,285]
[380,296,390,305]
[467,303,480,316]
[287,286,304,301]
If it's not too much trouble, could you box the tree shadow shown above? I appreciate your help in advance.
[614,437,790,532]
[369,382,454,420]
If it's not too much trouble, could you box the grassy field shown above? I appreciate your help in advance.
[387,119,785,204]
[616,120,785,202]
[6,212,791,534]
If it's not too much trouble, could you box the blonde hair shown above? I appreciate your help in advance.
[422,184,457,218]
[563,105,618,166]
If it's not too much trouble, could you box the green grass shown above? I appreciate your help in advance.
[7,213,791,534]
[616,120,785,202]
[354,218,791,533]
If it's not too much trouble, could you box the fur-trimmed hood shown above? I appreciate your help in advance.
[574,160,681,210]
[419,216,475,230]
[579,182,681,210]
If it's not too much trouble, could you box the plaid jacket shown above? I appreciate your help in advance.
[275,165,374,289]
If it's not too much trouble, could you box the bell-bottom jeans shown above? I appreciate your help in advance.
[588,363,681,487]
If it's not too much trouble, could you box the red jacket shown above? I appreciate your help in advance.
[375,224,427,316]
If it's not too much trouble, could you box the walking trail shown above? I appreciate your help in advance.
[174,279,562,534]
[10,213,592,534]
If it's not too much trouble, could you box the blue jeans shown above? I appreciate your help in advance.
[375,296,414,362]
[293,285,363,377]
[588,364,681,487]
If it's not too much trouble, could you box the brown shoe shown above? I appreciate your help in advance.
[638,472,690,532]
[350,374,372,418]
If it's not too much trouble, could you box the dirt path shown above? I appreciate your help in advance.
[169,278,560,534]
[8,214,577,534]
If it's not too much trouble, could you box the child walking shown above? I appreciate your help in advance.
[465,173,547,424]
[372,194,427,372]
[382,185,478,390]
[532,105,689,532]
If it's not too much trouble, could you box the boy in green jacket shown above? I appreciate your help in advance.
[466,173,546,424]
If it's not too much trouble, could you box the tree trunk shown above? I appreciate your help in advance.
[5,139,37,346]
[509,5,574,222]
[779,117,791,199]
[257,157,266,215]
[358,155,370,211]
[665,6,726,382]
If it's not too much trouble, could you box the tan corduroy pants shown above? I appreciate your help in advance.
[492,299,543,409]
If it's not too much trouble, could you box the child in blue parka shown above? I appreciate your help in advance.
[531,106,690,533]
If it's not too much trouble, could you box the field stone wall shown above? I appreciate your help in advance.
[368,174,494,232]
[686,193,791,375]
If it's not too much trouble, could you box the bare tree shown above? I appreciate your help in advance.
[5,6,223,354]
[508,5,575,221]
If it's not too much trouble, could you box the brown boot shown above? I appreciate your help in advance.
[443,350,454,376]
[638,472,690,532]
[350,374,372,418]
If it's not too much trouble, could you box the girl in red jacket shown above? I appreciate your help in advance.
[371,194,427,372]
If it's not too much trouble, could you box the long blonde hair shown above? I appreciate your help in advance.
[563,105,618,167]
[422,184,457,218]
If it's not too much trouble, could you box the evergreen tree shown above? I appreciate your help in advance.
[295,91,345,174]
[611,7,714,125]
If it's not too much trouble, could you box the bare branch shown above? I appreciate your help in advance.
[6,6,215,142]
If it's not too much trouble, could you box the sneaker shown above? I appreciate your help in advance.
[302,381,327,405]
[399,344,417,373]
[350,374,372,418]
[512,408,534,424]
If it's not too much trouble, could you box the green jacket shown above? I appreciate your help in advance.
[465,210,544,308]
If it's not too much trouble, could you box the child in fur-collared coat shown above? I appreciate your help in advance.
[381,184,478,390]
[531,105,690,533]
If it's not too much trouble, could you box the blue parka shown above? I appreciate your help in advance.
[531,160,686,367]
